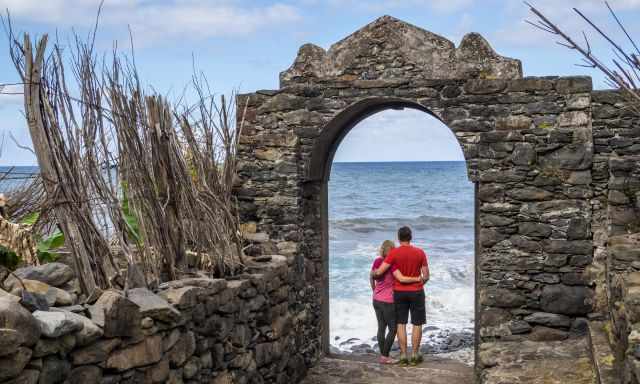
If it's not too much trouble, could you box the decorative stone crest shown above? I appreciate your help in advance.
[280,15,522,86]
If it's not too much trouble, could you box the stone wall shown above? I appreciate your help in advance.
[235,15,607,381]
[591,90,640,383]
[236,72,599,359]
[0,256,309,384]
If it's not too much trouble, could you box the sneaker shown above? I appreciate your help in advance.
[409,354,424,366]
[398,357,410,367]
[380,356,398,365]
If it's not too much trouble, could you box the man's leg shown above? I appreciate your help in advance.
[411,324,422,357]
[410,290,427,361]
[394,292,410,362]
[397,323,407,357]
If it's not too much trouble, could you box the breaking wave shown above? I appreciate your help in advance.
[330,215,472,234]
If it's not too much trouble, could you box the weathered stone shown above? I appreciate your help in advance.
[0,328,24,357]
[50,309,102,346]
[127,288,181,323]
[105,335,163,371]
[541,285,593,315]
[71,338,121,365]
[0,299,41,346]
[539,145,593,170]
[159,286,203,309]
[528,326,569,341]
[480,214,513,227]
[464,79,507,94]
[88,290,141,338]
[478,184,503,203]
[567,218,590,240]
[509,320,532,334]
[0,288,21,303]
[167,331,196,367]
[518,222,552,238]
[543,240,592,255]
[163,328,182,352]
[507,187,553,201]
[4,263,74,289]
[32,310,84,338]
[1,369,39,384]
[524,312,572,328]
[68,365,102,384]
[481,288,526,308]
[11,279,55,306]
[144,358,170,383]
[19,291,49,312]
[557,111,590,127]
[39,355,70,384]
[495,115,532,131]
[33,334,75,358]
[480,307,511,327]
[255,342,281,367]
[511,142,536,165]
[555,76,592,94]
[182,356,200,379]
[0,347,32,381]
[531,273,560,284]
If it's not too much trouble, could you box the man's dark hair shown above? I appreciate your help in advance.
[398,226,412,242]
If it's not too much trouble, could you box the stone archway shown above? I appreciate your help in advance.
[305,98,477,356]
[236,15,597,382]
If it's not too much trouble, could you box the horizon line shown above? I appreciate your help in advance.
[333,160,465,163]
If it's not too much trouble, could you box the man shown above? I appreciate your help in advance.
[372,226,429,366]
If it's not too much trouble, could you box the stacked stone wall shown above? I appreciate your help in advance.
[0,256,308,384]
[236,75,600,372]
[592,90,640,382]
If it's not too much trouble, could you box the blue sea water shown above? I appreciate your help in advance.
[0,166,39,192]
[328,161,475,348]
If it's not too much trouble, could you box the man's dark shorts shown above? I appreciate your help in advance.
[394,290,426,325]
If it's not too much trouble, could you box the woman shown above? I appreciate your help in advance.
[370,240,422,364]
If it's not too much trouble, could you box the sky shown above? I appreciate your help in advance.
[1,0,640,165]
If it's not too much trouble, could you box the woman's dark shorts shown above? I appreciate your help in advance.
[394,290,426,325]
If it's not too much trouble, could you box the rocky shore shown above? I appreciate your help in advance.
[331,327,475,366]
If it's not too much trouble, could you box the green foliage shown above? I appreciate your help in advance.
[20,211,40,226]
[19,210,64,263]
[0,245,20,270]
[537,122,554,129]
[121,182,142,244]
[36,231,64,263]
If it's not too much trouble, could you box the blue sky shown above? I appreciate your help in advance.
[1,0,639,165]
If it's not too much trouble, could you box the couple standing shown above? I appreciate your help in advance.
[370,226,430,366]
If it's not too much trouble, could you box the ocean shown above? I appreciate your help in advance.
[328,161,475,353]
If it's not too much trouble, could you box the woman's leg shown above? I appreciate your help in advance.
[373,301,387,356]
[382,302,397,357]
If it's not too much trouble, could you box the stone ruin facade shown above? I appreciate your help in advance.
[236,15,640,383]
[4,15,640,384]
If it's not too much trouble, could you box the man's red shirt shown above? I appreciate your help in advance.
[384,244,428,292]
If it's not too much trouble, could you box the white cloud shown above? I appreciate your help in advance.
[0,0,302,42]
[0,85,23,109]
[496,0,640,48]
[335,109,464,162]
[324,0,473,14]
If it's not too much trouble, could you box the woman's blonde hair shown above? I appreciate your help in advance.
[380,240,395,257]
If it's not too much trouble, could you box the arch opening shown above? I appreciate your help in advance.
[318,104,477,368]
